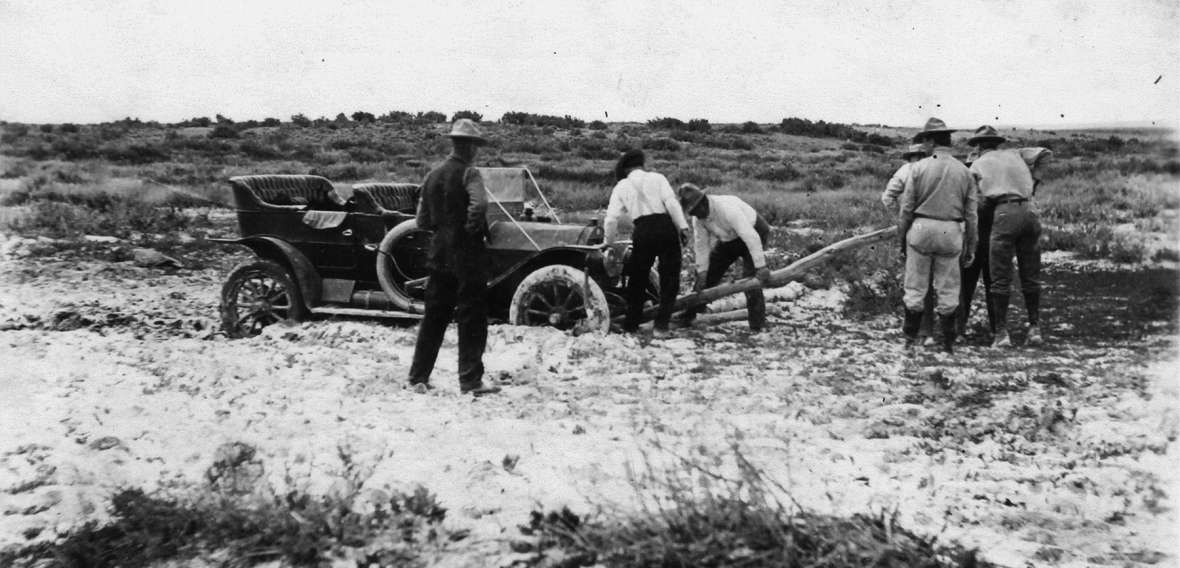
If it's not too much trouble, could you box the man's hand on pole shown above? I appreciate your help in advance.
[755,266,772,286]
[679,229,690,248]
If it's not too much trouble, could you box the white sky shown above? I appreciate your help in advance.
[1,0,1178,129]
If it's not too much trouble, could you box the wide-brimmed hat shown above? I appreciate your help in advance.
[913,117,955,142]
[446,118,487,145]
[901,143,927,159]
[677,183,708,214]
[614,149,646,181]
[967,124,1006,147]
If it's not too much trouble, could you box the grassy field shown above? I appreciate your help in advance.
[2,117,1175,248]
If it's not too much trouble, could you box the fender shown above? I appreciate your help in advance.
[488,246,600,289]
[212,236,322,308]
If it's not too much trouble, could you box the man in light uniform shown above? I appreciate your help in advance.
[882,142,935,343]
[676,183,773,331]
[967,125,1053,347]
[897,118,979,353]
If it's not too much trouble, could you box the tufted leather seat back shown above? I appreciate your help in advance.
[352,183,422,214]
[228,175,338,209]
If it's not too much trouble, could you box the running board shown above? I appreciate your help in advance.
[310,306,423,320]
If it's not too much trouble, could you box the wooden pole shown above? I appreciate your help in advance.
[628,225,897,322]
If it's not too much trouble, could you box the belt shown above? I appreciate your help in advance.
[993,196,1028,205]
[913,213,964,222]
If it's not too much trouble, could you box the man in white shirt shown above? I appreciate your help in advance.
[676,183,772,331]
[604,149,690,336]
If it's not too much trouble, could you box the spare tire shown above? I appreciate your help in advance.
[376,219,428,313]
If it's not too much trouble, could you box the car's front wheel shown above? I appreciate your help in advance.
[220,260,307,338]
[508,265,610,334]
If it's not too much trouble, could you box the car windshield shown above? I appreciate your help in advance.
[478,167,559,222]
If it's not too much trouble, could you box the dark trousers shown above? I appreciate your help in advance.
[989,202,1042,295]
[624,214,681,331]
[959,200,995,332]
[688,216,770,330]
[988,201,1043,329]
[408,269,488,388]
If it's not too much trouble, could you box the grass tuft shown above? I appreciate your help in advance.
[521,439,986,567]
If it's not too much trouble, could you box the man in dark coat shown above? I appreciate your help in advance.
[407,119,500,395]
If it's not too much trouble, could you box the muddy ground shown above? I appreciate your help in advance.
[0,231,1177,567]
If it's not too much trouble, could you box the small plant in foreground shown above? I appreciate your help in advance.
[5,444,452,568]
[520,439,987,567]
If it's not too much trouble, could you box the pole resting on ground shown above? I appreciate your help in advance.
[631,225,898,322]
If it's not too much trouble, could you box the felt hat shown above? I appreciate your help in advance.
[677,183,708,214]
[913,117,955,142]
[901,143,928,159]
[967,124,1007,147]
[614,149,646,181]
[446,118,487,145]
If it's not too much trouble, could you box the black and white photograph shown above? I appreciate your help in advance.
[1,1,1178,566]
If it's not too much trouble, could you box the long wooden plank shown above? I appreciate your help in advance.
[631,225,897,321]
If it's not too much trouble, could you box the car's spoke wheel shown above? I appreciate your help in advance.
[509,265,610,334]
[220,260,307,338]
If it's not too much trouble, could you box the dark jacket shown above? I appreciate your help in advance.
[416,155,489,274]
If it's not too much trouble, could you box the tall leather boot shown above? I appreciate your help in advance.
[903,309,923,349]
[940,313,957,354]
[1023,291,1043,346]
[991,293,1011,348]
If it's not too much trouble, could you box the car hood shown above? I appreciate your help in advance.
[487,220,599,250]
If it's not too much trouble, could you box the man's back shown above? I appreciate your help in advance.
[418,156,487,273]
[905,149,975,221]
[970,149,1035,199]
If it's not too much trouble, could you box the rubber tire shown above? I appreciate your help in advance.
[220,259,308,338]
[376,219,427,313]
[509,265,611,334]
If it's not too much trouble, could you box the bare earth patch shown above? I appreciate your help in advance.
[0,232,1177,567]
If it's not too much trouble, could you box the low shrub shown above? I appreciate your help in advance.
[451,110,483,122]
[642,137,681,152]
[8,196,192,238]
[523,440,985,567]
[740,121,763,134]
[209,124,239,139]
[7,483,450,568]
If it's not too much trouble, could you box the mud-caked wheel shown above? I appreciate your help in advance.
[220,260,308,338]
[509,265,610,334]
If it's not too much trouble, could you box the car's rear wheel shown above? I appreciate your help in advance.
[509,265,610,334]
[220,260,307,338]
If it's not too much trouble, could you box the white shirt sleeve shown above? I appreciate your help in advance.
[603,181,627,244]
[656,174,689,231]
[692,216,710,274]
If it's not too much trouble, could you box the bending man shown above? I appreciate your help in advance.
[676,183,772,331]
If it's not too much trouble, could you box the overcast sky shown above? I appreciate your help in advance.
[1,0,1178,129]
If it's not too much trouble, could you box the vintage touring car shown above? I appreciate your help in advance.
[214,168,654,337]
